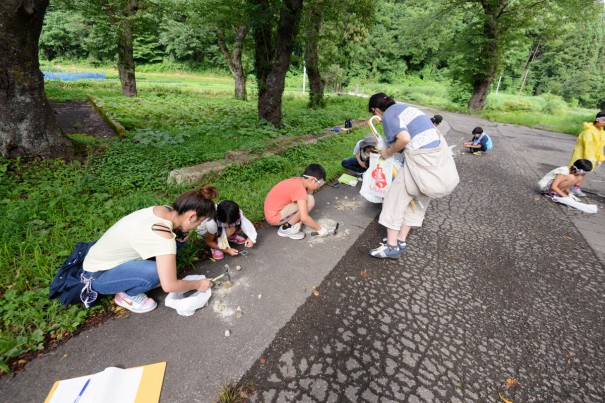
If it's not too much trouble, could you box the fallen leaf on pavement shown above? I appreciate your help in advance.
[360,271,369,279]
[505,378,518,389]
[259,357,266,364]
[564,236,573,240]
[313,290,320,296]
[114,306,129,318]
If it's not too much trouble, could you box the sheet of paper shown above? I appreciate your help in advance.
[552,196,598,213]
[48,367,144,403]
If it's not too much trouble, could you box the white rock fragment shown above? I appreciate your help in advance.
[258,294,262,299]
[235,265,242,271]
[225,329,231,337]
[235,307,243,318]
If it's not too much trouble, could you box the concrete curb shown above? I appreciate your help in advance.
[86,95,127,138]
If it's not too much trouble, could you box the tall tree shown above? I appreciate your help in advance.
[303,1,324,108]
[0,0,73,159]
[118,0,138,96]
[202,0,250,100]
[443,0,601,110]
[57,0,142,96]
[250,0,304,127]
[301,0,373,108]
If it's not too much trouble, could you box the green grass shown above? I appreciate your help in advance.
[345,76,598,135]
[0,68,366,373]
[480,94,596,135]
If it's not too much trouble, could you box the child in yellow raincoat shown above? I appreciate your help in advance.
[568,111,605,196]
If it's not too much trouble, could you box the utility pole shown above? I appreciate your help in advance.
[302,62,306,94]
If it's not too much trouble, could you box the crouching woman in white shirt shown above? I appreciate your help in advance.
[82,185,218,313]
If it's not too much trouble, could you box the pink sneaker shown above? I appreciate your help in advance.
[211,248,224,259]
[228,234,246,245]
[114,292,157,313]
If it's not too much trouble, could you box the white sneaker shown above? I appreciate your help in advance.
[278,225,305,240]
[115,292,157,313]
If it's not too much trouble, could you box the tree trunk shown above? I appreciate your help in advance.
[468,6,498,111]
[468,76,495,110]
[0,0,73,159]
[217,25,248,100]
[117,0,137,97]
[252,0,304,127]
[304,7,324,109]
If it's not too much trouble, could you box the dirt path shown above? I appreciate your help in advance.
[50,101,117,139]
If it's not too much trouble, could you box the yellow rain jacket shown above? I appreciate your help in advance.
[568,122,605,169]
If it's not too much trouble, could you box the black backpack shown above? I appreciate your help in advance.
[49,241,97,306]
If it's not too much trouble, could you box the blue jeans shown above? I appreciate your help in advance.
[84,260,160,296]
[341,157,367,173]
[84,241,186,296]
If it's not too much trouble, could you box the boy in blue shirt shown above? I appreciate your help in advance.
[464,127,492,154]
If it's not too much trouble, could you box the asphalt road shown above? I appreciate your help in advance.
[1,111,604,402]
[237,115,605,402]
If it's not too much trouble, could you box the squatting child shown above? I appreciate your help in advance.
[464,127,492,154]
[537,159,593,198]
[264,163,329,240]
[197,200,257,260]
[341,133,377,174]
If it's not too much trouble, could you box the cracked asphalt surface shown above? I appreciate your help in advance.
[238,124,605,402]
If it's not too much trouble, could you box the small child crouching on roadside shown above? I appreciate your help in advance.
[341,133,378,175]
[264,164,329,240]
[464,127,492,154]
[537,159,593,198]
[197,200,257,259]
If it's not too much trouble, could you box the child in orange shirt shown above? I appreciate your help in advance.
[264,164,329,239]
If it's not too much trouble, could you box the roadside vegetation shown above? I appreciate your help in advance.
[0,64,600,373]
[0,70,365,373]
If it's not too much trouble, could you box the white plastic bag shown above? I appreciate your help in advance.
[165,275,212,316]
[367,153,395,198]
[360,166,383,203]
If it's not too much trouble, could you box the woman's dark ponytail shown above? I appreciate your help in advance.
[368,93,396,113]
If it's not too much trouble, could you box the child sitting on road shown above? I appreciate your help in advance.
[537,159,593,198]
[264,164,329,240]
[197,200,257,260]
[464,127,492,154]
[341,133,377,174]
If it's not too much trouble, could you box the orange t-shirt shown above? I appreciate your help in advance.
[264,177,308,225]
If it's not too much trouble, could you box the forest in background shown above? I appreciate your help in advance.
[40,0,605,110]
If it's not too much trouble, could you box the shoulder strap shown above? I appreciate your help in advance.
[151,223,173,234]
